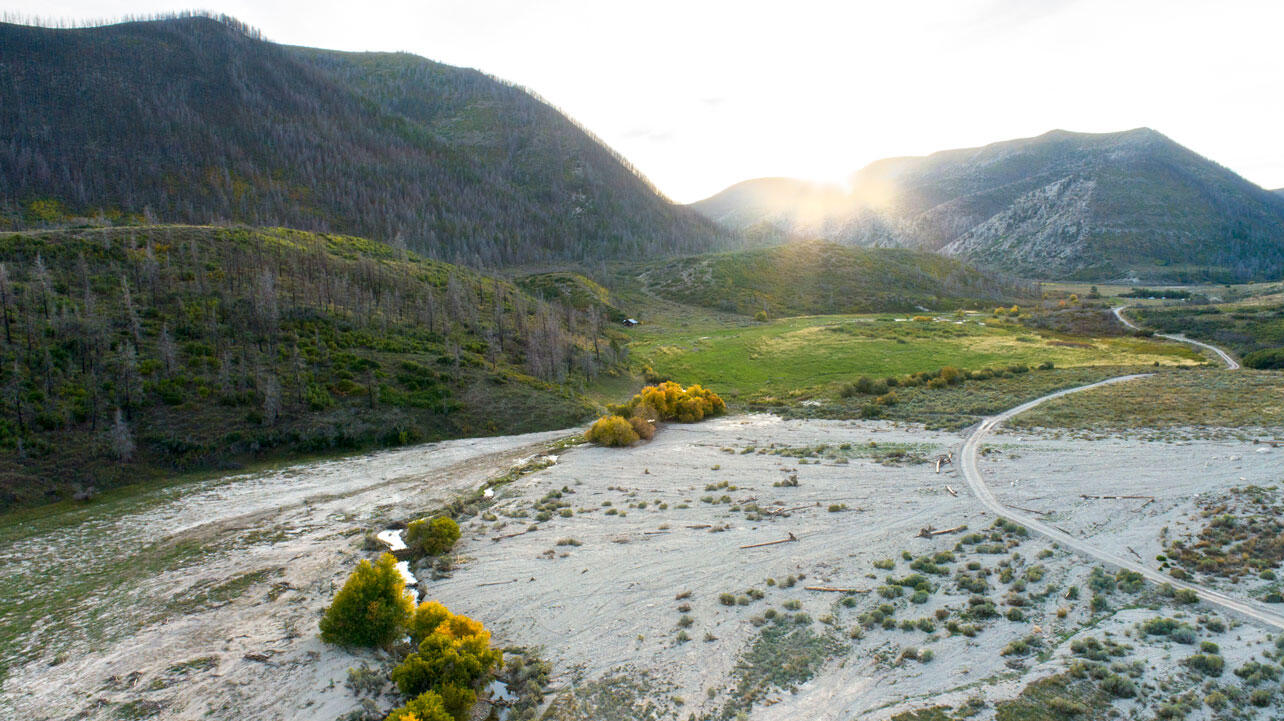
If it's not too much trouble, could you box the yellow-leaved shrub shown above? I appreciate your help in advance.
[318,553,413,647]
[585,415,639,447]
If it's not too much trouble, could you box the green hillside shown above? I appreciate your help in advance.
[634,241,1031,316]
[517,272,624,322]
[0,15,733,265]
[0,225,624,510]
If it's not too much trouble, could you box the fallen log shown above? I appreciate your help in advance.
[477,579,519,587]
[1080,494,1155,500]
[804,586,869,593]
[945,485,958,497]
[1005,504,1051,516]
[766,504,813,516]
[740,533,798,549]
[917,524,967,538]
[686,524,712,529]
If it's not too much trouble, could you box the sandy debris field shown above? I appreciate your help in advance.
[2,415,1282,720]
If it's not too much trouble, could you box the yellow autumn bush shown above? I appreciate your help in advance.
[615,381,725,423]
[585,414,639,447]
[391,602,502,721]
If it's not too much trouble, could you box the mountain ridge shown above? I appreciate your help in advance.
[0,15,735,266]
[692,128,1284,282]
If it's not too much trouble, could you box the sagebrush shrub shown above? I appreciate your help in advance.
[405,516,460,557]
[319,553,413,647]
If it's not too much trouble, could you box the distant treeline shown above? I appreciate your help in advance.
[1119,287,1193,300]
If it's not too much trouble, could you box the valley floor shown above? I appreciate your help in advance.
[4,413,1283,720]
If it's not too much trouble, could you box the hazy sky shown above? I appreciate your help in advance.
[13,0,1284,202]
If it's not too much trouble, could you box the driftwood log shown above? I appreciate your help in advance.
[804,586,869,593]
[917,524,967,538]
[1005,504,1051,516]
[740,533,798,549]
[1081,494,1155,500]
[934,452,954,473]
[766,504,813,516]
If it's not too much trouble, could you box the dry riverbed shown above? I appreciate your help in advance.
[3,417,1283,720]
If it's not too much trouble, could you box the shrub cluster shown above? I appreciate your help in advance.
[389,602,503,721]
[321,556,503,721]
[838,363,1042,400]
[616,381,727,423]
[585,415,639,447]
[588,382,726,447]
[319,553,414,647]
[404,517,461,558]
[1244,348,1284,369]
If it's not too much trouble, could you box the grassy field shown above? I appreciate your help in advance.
[1012,369,1284,433]
[772,365,1157,431]
[1043,280,1284,306]
[628,312,1204,404]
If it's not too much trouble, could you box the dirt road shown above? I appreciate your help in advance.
[1112,305,1241,369]
[958,331,1284,628]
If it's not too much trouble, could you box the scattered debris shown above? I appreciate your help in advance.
[934,453,954,473]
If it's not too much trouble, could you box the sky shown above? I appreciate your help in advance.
[12,0,1284,202]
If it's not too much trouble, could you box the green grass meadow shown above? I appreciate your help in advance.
[628,312,1204,402]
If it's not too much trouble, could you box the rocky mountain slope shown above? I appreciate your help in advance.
[0,15,733,266]
[694,129,1284,282]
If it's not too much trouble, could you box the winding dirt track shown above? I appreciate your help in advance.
[1112,305,1241,369]
[959,308,1283,630]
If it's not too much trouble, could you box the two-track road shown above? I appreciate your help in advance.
[1113,305,1241,370]
[957,308,1283,629]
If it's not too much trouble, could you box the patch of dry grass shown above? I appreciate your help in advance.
[1012,369,1284,432]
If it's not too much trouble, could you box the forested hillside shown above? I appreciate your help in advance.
[0,225,624,509]
[0,15,733,266]
[635,241,1031,316]
[693,129,1284,282]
